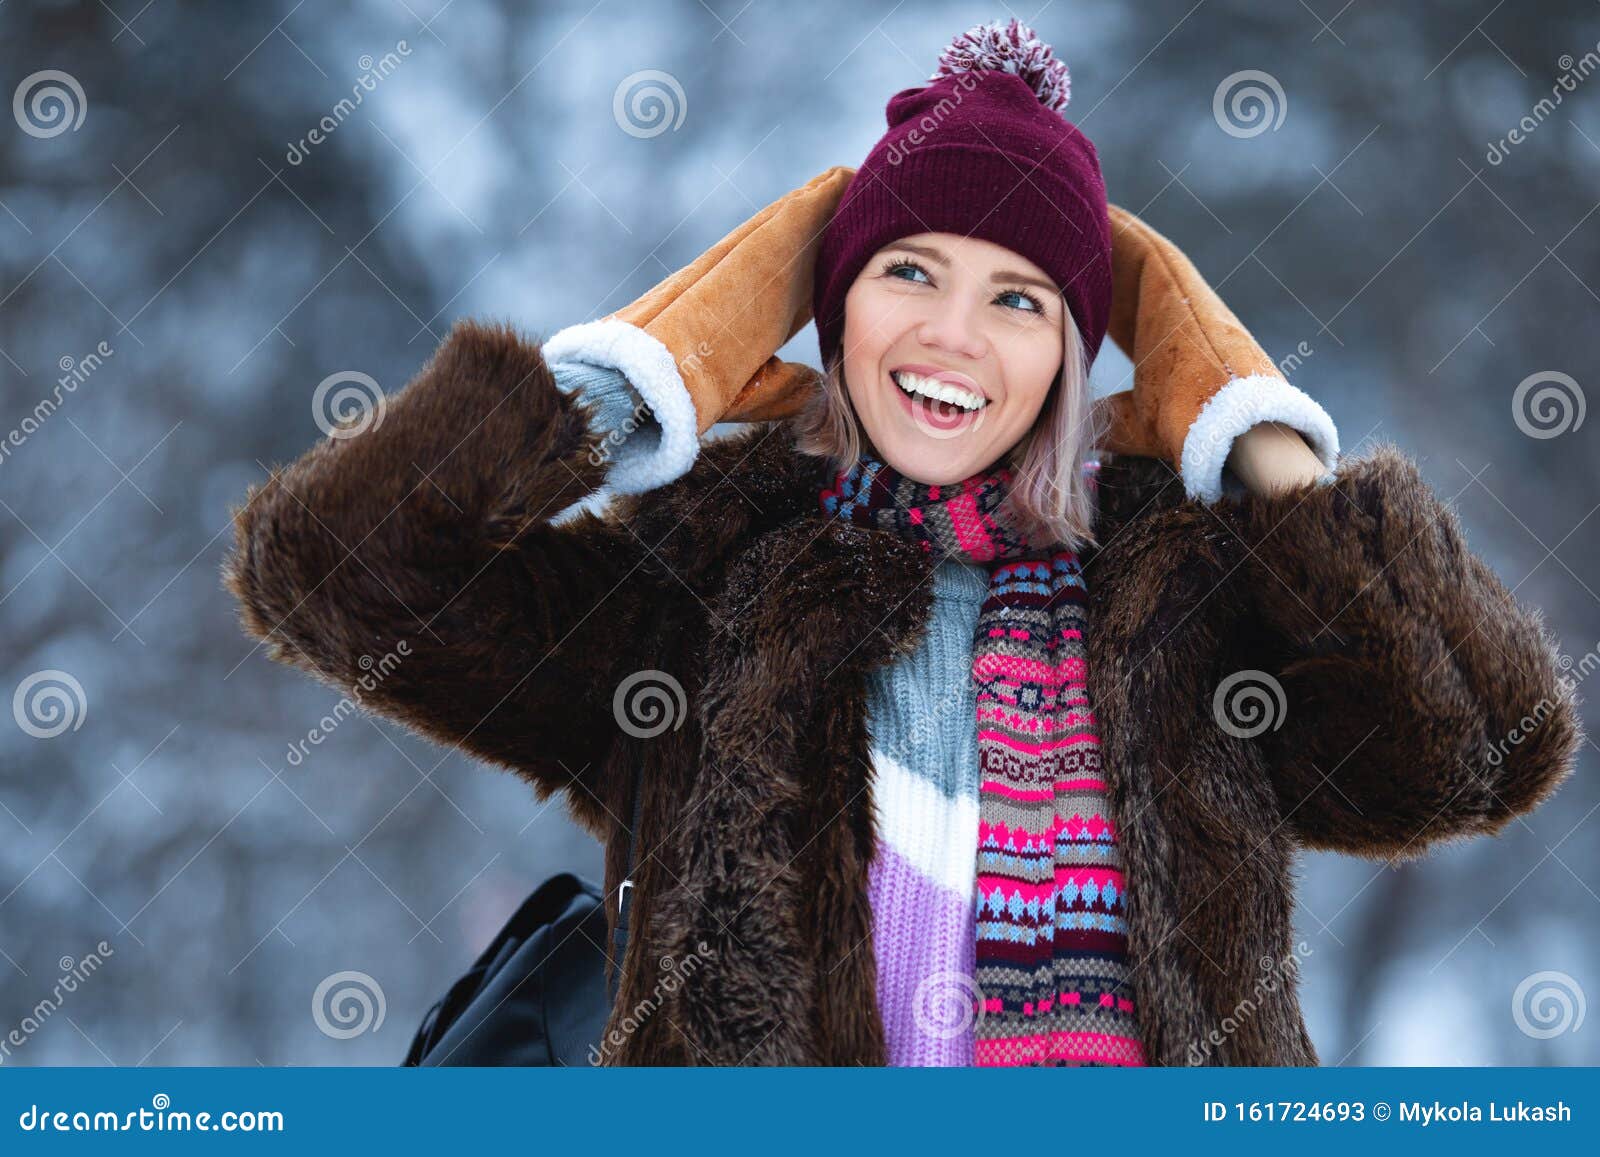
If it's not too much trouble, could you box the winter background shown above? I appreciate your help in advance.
[0,0,1595,1066]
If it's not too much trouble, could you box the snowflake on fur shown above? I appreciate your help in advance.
[933,18,1071,114]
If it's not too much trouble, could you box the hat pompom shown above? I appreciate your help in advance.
[933,18,1071,114]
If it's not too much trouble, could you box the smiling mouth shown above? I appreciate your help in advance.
[889,370,989,412]
[887,370,988,436]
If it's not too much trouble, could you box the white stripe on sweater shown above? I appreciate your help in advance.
[868,745,980,898]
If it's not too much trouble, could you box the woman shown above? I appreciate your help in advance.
[223,21,1580,1066]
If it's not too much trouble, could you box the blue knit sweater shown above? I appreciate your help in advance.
[551,357,991,1065]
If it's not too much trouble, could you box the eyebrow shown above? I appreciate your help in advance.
[886,241,1061,297]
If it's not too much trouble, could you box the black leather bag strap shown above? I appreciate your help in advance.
[607,762,645,1007]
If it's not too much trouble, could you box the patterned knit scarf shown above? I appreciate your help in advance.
[818,454,1145,1067]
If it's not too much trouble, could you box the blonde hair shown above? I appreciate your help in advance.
[793,307,1104,551]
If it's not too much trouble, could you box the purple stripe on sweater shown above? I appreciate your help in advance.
[867,836,978,1066]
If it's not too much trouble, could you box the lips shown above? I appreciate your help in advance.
[887,368,985,434]
[889,363,988,401]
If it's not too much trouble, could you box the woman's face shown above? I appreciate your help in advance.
[840,232,1066,484]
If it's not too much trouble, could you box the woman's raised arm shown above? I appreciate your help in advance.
[222,317,679,832]
[1217,442,1583,859]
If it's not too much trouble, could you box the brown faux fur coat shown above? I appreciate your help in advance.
[224,317,1582,1066]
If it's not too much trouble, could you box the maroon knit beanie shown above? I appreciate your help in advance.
[813,19,1113,372]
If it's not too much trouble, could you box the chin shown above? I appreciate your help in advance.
[859,365,1009,484]
[874,430,988,485]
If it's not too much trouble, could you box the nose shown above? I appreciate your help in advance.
[915,292,987,361]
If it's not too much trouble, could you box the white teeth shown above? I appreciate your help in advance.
[891,371,987,411]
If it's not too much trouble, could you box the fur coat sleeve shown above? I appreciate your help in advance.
[1213,446,1583,859]
[222,318,683,836]
[223,317,820,838]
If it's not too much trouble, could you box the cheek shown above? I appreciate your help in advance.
[843,286,895,353]
[841,288,894,392]
[1006,343,1063,416]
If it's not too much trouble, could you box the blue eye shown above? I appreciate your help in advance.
[998,288,1046,313]
[879,259,931,284]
